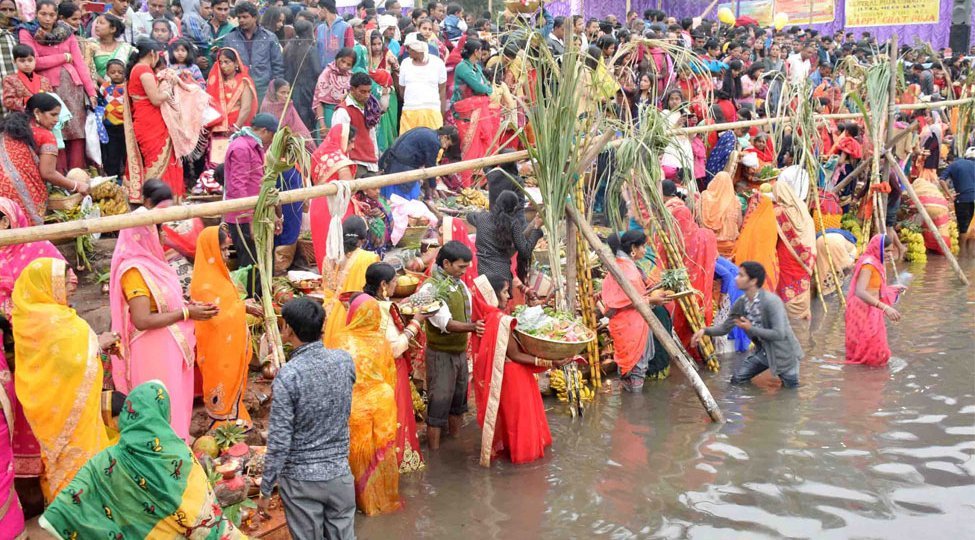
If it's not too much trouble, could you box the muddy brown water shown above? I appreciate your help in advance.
[355,258,975,540]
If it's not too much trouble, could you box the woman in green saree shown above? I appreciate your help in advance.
[39,381,246,539]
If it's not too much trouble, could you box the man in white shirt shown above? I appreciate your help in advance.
[786,44,814,85]
[397,33,447,134]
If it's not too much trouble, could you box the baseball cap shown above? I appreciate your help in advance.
[251,113,279,132]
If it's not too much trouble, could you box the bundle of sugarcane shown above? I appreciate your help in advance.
[252,126,311,369]
[574,180,601,386]
[548,363,590,417]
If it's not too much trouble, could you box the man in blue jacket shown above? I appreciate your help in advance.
[221,2,283,103]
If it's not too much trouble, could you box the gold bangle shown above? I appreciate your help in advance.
[182,307,190,321]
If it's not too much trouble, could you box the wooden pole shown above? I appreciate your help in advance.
[699,0,721,18]
[565,204,725,423]
[885,150,970,286]
[832,120,918,194]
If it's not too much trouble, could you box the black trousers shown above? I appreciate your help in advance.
[955,201,975,236]
[227,222,261,298]
[101,123,126,179]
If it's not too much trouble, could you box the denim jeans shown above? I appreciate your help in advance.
[730,349,799,388]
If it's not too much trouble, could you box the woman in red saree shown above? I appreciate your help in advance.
[773,182,817,319]
[471,274,566,466]
[309,124,357,272]
[207,48,258,135]
[327,295,401,515]
[451,40,500,187]
[124,40,184,200]
[845,234,904,367]
[362,263,425,473]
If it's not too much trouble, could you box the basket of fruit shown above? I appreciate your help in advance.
[391,273,422,298]
[47,192,84,211]
[398,289,442,317]
[287,270,322,294]
[512,306,594,360]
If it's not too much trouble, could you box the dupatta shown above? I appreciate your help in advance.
[700,171,741,244]
[260,80,315,151]
[206,48,257,132]
[189,227,252,428]
[0,198,66,317]
[108,212,195,393]
[11,258,108,502]
[310,125,357,272]
[40,382,245,539]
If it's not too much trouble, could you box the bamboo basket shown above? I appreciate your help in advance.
[297,238,316,265]
[514,329,594,360]
[396,225,428,249]
[47,193,83,211]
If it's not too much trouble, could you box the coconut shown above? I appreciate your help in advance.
[192,435,220,459]
[66,168,91,185]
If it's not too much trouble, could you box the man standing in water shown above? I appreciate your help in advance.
[692,261,803,388]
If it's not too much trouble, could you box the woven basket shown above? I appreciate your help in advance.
[514,328,594,361]
[397,225,429,249]
[297,238,316,266]
[505,0,542,13]
[47,193,83,212]
[391,270,427,298]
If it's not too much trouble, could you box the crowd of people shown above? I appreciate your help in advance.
[0,0,972,537]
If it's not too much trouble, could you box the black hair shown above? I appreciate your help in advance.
[217,226,228,244]
[342,215,368,251]
[661,179,677,197]
[101,13,126,38]
[437,240,472,266]
[126,37,165,79]
[487,274,509,298]
[167,38,196,66]
[739,261,767,288]
[281,297,325,342]
[34,0,56,12]
[269,78,289,96]
[384,0,398,8]
[446,2,461,15]
[552,15,564,29]
[619,229,647,254]
[0,112,34,150]
[261,5,285,30]
[490,190,520,253]
[320,0,337,14]
[846,123,860,138]
[210,0,229,6]
[437,125,460,160]
[12,44,34,60]
[233,1,258,18]
[363,262,397,298]
[57,1,80,19]
[705,38,719,51]
[461,38,481,59]
[26,92,60,115]
[142,178,172,206]
[349,71,372,88]
[335,46,356,63]
[595,34,617,51]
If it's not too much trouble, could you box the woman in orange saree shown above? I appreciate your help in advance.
[735,193,780,292]
[845,234,903,367]
[11,257,111,503]
[327,295,401,516]
[189,227,253,430]
[773,182,817,319]
[471,274,561,466]
[310,124,357,272]
[207,47,257,136]
[362,263,425,473]
[700,171,742,257]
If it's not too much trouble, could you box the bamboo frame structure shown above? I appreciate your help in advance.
[566,205,724,423]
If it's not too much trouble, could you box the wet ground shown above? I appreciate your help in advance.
[356,257,975,539]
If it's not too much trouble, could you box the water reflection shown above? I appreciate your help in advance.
[356,259,975,539]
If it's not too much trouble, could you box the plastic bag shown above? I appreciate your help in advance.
[85,113,103,166]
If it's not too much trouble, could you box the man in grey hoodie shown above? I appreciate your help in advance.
[692,261,803,388]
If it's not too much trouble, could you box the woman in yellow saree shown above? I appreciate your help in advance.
[322,216,380,340]
[11,257,111,503]
[327,294,401,516]
[189,226,253,430]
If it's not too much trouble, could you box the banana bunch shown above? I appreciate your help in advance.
[457,188,488,209]
[948,221,960,256]
[92,182,129,216]
[899,226,926,263]
[841,214,862,243]
[548,367,594,403]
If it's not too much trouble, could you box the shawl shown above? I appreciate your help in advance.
[0,198,66,317]
[773,181,817,257]
[109,210,196,387]
[40,382,245,539]
[17,20,72,46]
[11,257,109,502]
[205,48,257,132]
[700,171,741,242]
[158,69,209,158]
[260,80,314,150]
[313,62,351,108]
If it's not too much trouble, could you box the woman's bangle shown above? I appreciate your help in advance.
[70,181,78,192]
[181,307,190,321]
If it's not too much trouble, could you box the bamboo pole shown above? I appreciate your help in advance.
[832,121,919,194]
[699,0,721,17]
[885,150,969,285]
[565,204,724,423]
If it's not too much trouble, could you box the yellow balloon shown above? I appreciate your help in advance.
[773,13,789,31]
[717,6,736,25]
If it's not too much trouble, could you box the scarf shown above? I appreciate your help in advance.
[430,265,470,318]
[19,20,72,46]
[230,125,262,145]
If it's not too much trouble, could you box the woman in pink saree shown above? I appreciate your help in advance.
[108,181,216,440]
[0,349,25,538]
[310,124,357,272]
[845,234,904,367]
[0,197,61,482]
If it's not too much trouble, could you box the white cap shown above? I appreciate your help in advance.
[403,32,428,54]
[965,146,975,159]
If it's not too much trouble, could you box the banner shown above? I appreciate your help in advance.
[718,0,774,24]
[775,0,836,24]
[845,0,941,27]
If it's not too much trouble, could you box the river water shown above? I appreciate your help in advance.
[356,258,975,540]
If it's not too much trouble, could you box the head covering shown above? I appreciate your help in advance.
[250,112,279,131]
[108,212,195,394]
[965,147,975,159]
[260,81,313,150]
[700,172,740,244]
[779,165,810,202]
[11,257,109,502]
[378,14,400,41]
[773,181,817,256]
[40,382,245,539]
[0,198,67,317]
[404,32,428,54]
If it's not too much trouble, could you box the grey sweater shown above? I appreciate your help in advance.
[704,289,804,375]
[261,342,356,496]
